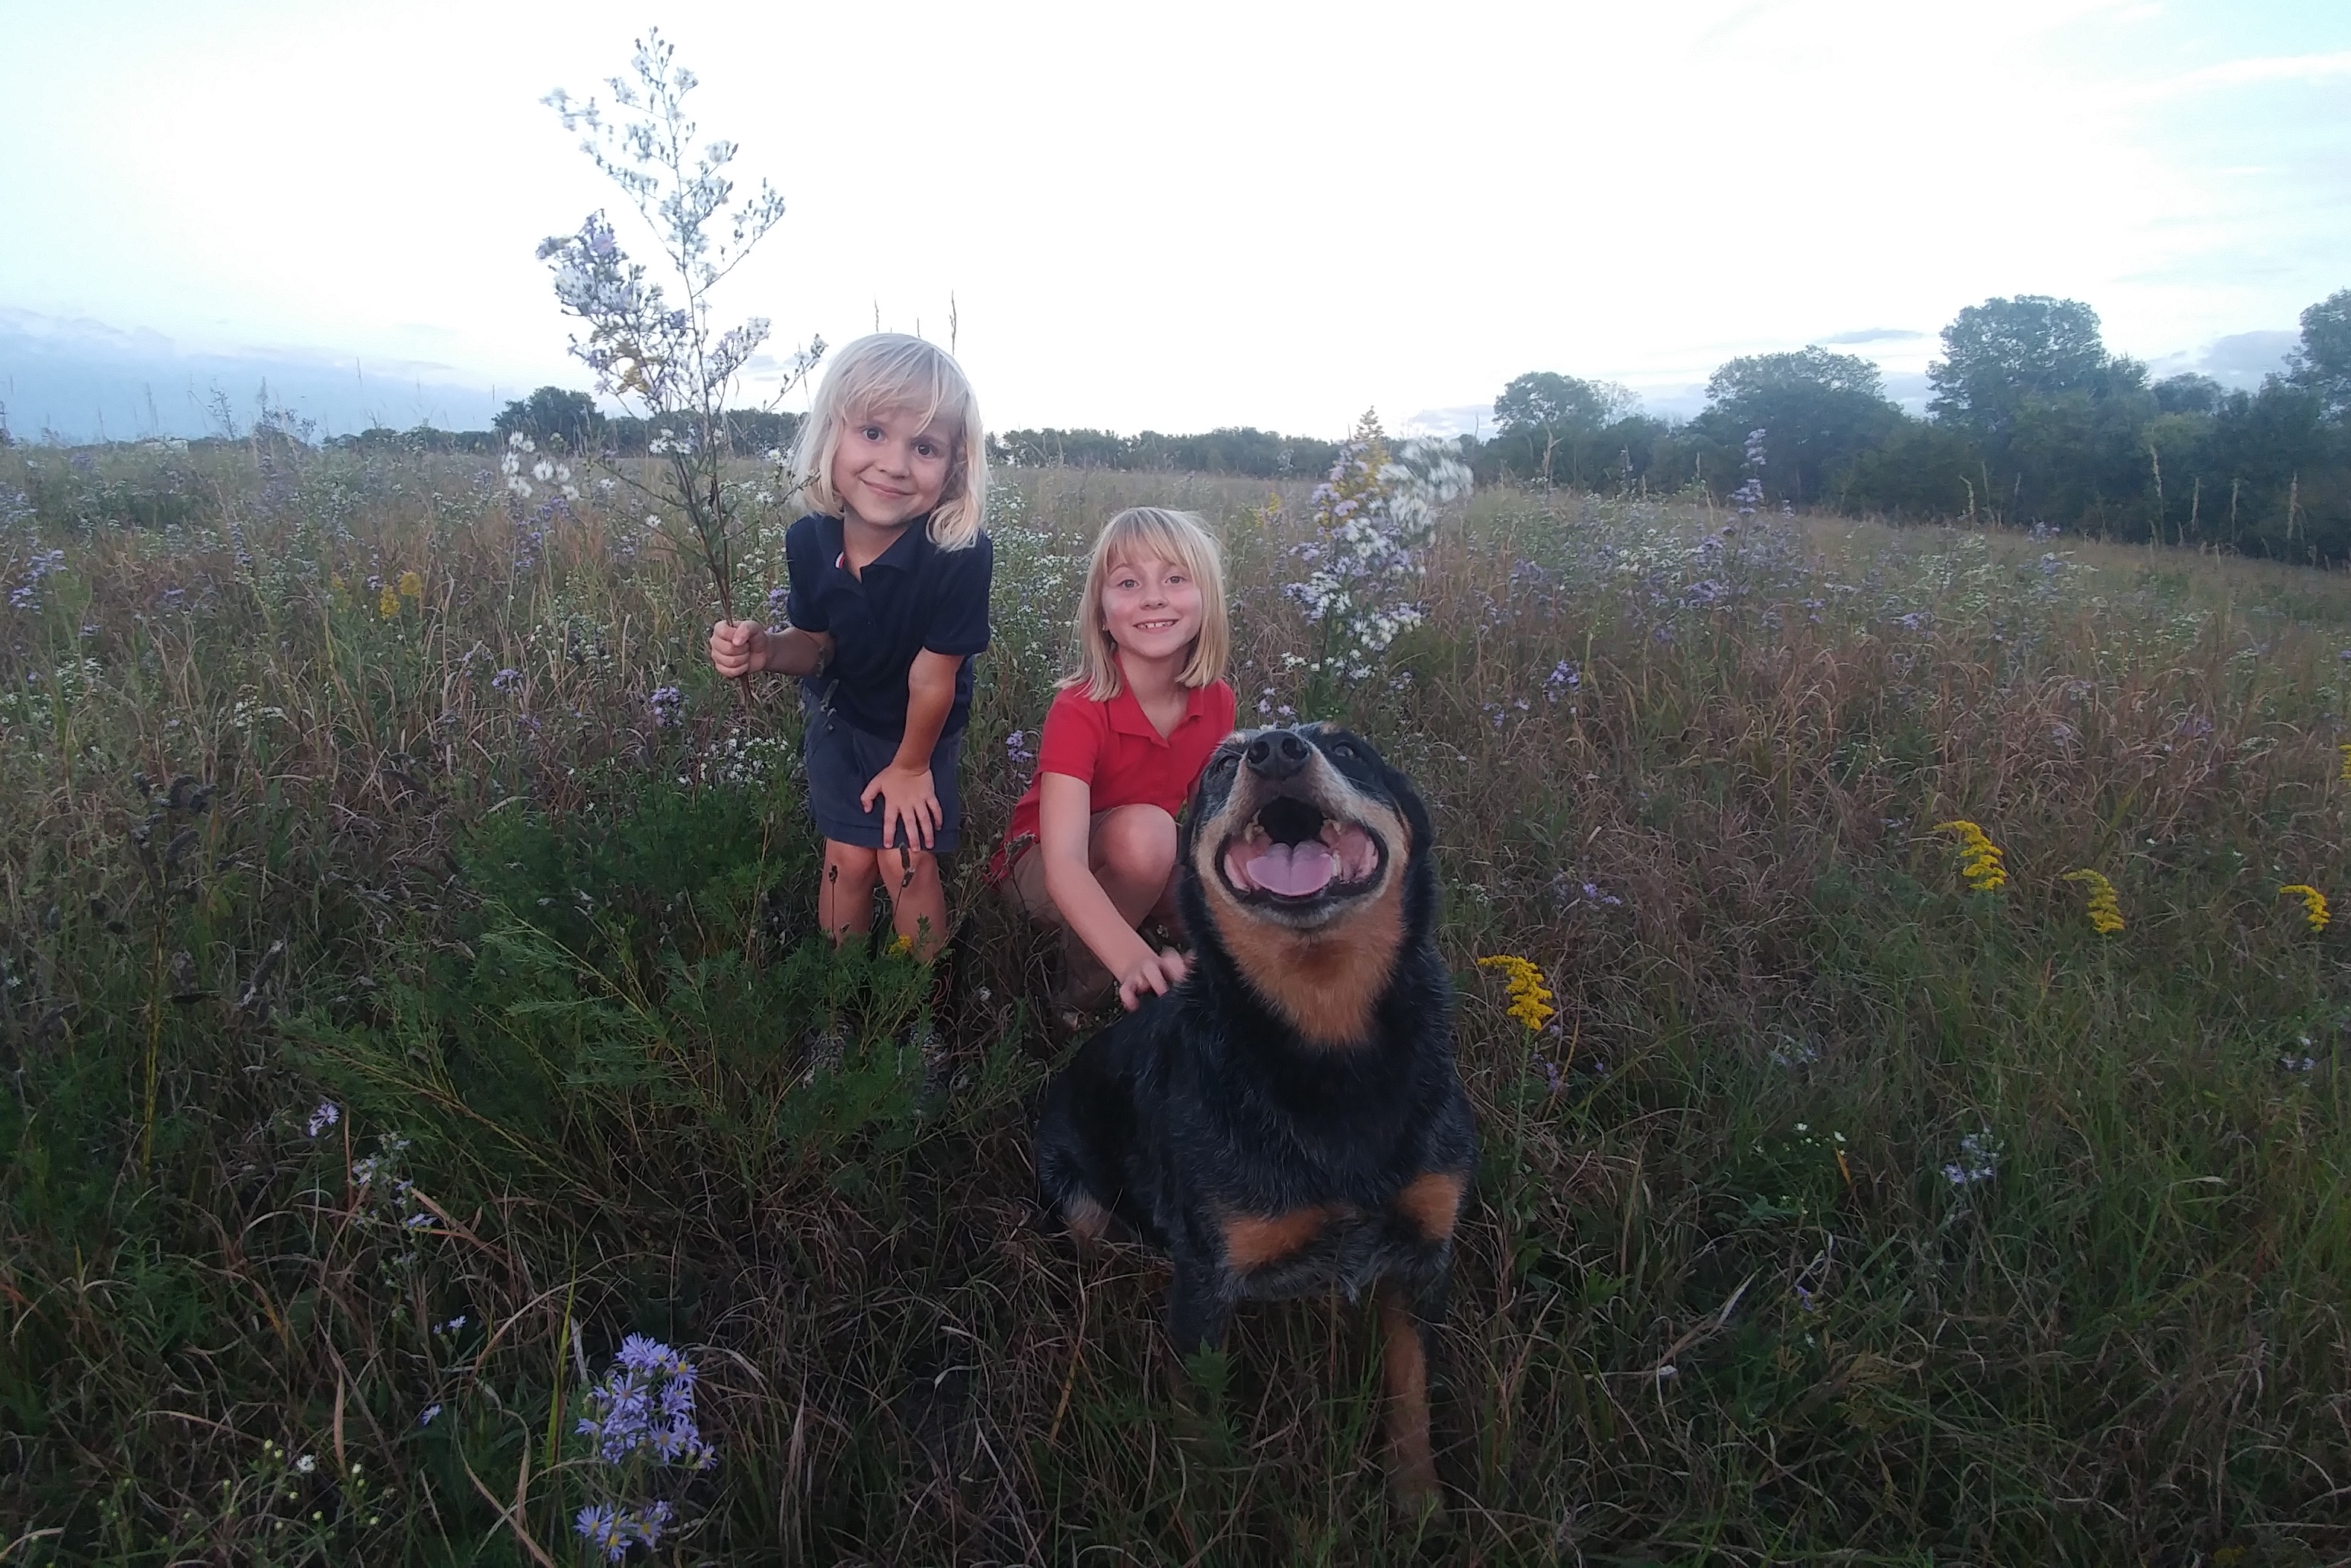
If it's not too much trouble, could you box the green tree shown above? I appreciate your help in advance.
[990,429,1135,469]
[2202,381,2343,555]
[1928,296,2110,434]
[2153,373,2224,415]
[1491,371,1635,485]
[493,386,606,451]
[1494,371,1631,435]
[2288,287,2351,419]
[1696,347,1903,505]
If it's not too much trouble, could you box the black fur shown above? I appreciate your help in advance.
[1035,724,1476,1358]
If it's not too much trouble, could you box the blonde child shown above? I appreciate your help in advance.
[992,507,1236,1011]
[709,334,991,961]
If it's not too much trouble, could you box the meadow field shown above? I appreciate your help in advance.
[4,434,2351,1565]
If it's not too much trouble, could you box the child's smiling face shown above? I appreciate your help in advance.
[832,406,955,531]
[1100,554,1201,666]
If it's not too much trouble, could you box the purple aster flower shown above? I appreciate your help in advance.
[576,1503,627,1562]
[577,1337,716,1471]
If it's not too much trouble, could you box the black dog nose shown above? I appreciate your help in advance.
[1244,730,1312,781]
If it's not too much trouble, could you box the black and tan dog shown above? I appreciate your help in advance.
[1035,722,1475,1508]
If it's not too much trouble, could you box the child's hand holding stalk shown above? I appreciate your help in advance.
[707,620,833,680]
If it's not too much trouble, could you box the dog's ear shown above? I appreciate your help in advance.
[1381,754,1440,938]
[1176,771,1207,863]
[1380,754,1434,854]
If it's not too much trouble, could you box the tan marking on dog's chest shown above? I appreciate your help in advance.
[1393,1171,1466,1243]
[1212,877,1407,1047]
[1220,1206,1342,1270]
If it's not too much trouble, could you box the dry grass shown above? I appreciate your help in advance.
[3,439,2350,1563]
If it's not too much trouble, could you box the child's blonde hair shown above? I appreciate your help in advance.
[790,333,987,550]
[1065,507,1230,700]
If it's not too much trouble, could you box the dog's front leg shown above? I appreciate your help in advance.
[1164,1254,1232,1356]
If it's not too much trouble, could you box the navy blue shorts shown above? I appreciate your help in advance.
[801,690,965,853]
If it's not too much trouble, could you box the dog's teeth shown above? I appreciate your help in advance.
[1319,821,1341,847]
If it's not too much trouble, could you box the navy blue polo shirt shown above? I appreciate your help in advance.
[784,512,993,740]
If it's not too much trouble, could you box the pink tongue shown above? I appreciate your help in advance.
[1245,842,1338,897]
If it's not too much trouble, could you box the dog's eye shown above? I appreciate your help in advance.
[1330,743,1355,761]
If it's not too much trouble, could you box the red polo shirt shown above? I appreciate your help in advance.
[997,675,1238,874]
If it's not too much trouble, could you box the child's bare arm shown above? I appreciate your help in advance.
[708,620,834,679]
[1037,775,1185,1009]
[860,650,960,850]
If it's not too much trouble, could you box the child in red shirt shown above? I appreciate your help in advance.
[995,507,1236,1012]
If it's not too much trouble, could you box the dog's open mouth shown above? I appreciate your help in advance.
[1219,795,1385,904]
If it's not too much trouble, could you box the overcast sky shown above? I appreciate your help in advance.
[2,0,2346,442]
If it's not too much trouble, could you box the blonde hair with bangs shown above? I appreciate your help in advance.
[1066,508,1230,700]
[790,333,988,550]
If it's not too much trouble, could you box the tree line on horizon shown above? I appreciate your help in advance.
[306,288,2351,562]
[1482,288,2351,561]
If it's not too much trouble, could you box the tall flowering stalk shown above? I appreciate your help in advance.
[1935,820,2008,893]
[538,31,822,700]
[2280,884,2330,932]
[1731,428,1766,519]
[1477,955,1557,1032]
[1281,413,1471,709]
[2061,868,2124,934]
[1480,954,1563,1095]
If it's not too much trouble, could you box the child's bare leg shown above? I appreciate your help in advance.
[1007,805,1179,944]
[1093,805,1178,927]
[820,841,882,948]
[880,845,948,961]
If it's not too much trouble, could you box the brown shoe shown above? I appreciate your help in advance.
[1049,933,1117,1017]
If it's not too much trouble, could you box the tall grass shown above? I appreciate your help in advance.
[3,437,2349,1563]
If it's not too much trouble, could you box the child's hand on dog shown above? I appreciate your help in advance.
[1117,945,1189,1012]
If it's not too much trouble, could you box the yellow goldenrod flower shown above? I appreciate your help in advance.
[2280,884,2330,932]
[1477,954,1557,1033]
[1935,820,2008,893]
[2339,743,2351,784]
[377,585,400,620]
[2061,868,2124,934]
[397,569,424,601]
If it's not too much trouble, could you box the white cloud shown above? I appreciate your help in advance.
[1817,329,1928,346]
[2144,328,2298,391]
[1400,406,1494,439]
[2125,49,2351,97]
